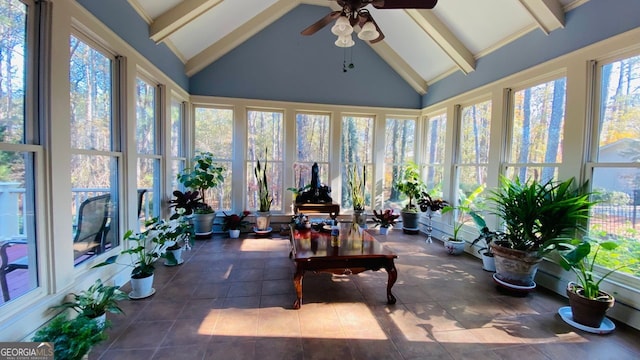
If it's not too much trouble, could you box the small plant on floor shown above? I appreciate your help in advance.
[53,279,127,319]
[222,210,252,231]
[33,313,109,360]
[372,209,399,228]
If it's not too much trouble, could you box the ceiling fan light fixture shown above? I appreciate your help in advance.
[335,34,355,48]
[331,15,353,36]
[357,21,379,41]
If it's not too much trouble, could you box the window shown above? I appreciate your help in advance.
[505,78,566,182]
[69,35,120,265]
[294,113,330,197]
[424,112,446,197]
[384,117,416,209]
[135,77,160,222]
[194,107,233,210]
[247,110,283,212]
[341,115,373,211]
[589,54,640,277]
[455,100,491,198]
[169,98,185,192]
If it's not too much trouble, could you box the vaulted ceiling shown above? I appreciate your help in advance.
[128,0,587,94]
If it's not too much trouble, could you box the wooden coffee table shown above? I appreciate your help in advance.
[289,223,398,309]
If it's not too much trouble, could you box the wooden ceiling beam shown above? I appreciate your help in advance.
[404,9,475,75]
[517,0,565,35]
[150,0,224,44]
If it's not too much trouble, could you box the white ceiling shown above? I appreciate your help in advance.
[128,0,587,94]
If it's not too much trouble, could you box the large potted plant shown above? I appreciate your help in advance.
[557,238,636,329]
[347,164,366,228]
[53,279,127,327]
[395,161,426,233]
[254,148,273,232]
[33,313,109,360]
[489,176,595,287]
[441,185,485,255]
[176,152,225,235]
[94,217,178,299]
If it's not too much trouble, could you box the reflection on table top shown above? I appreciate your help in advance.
[291,222,396,260]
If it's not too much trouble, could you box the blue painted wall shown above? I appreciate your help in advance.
[77,0,188,91]
[423,0,640,106]
[189,5,422,109]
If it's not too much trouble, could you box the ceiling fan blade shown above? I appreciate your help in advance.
[301,11,341,35]
[372,0,438,9]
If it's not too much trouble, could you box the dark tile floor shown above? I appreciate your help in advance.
[93,229,640,360]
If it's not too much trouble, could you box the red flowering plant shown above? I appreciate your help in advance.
[222,211,251,231]
[372,209,400,228]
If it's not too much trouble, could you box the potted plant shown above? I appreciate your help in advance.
[557,238,636,328]
[417,192,448,243]
[177,152,225,235]
[372,209,399,235]
[254,148,273,232]
[168,190,203,220]
[53,279,127,327]
[470,223,506,272]
[162,215,195,266]
[93,217,177,299]
[222,210,251,238]
[394,161,426,233]
[489,176,595,287]
[347,164,366,228]
[32,313,108,360]
[440,185,485,255]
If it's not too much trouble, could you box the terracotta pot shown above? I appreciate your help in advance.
[490,242,542,286]
[566,282,615,328]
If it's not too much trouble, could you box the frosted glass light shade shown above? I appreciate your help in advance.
[331,16,353,36]
[357,21,379,41]
[335,34,355,48]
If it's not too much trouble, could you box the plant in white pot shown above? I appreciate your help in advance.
[162,215,195,266]
[94,217,178,299]
[372,209,399,235]
[394,161,426,233]
[441,185,485,255]
[347,164,366,228]
[53,279,127,328]
[222,210,251,238]
[33,313,109,360]
[177,152,225,235]
[557,238,638,329]
[254,148,273,232]
[489,176,595,288]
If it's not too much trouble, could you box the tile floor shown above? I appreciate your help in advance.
[93,229,640,360]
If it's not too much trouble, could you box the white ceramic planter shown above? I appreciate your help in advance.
[481,252,496,272]
[165,247,184,266]
[444,238,465,255]
[379,227,389,235]
[229,229,240,238]
[129,273,155,299]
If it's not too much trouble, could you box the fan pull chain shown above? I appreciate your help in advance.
[342,46,355,72]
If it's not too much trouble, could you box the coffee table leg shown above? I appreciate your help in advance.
[385,260,397,304]
[293,266,304,309]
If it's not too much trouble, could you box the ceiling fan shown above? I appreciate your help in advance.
[301,0,438,46]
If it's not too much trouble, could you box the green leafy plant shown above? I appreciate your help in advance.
[489,176,596,257]
[372,209,399,228]
[53,279,127,319]
[417,192,448,212]
[394,161,426,212]
[254,148,273,212]
[33,313,108,360]
[93,217,186,278]
[346,164,365,211]
[441,185,485,241]
[177,152,225,212]
[558,239,638,299]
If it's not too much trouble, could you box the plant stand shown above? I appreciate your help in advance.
[425,210,433,243]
